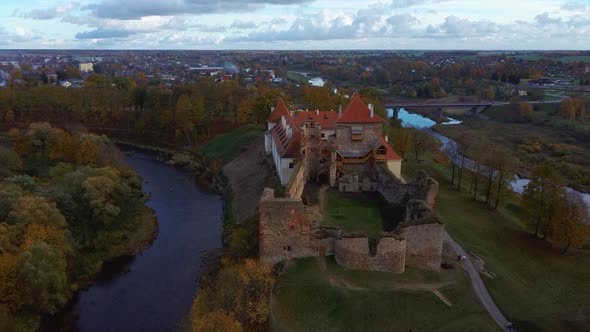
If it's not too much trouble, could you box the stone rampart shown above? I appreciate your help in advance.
[335,234,406,273]
[399,221,444,272]
[376,165,438,209]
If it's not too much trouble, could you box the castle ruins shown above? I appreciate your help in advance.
[259,94,445,273]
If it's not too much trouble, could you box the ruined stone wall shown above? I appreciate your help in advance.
[375,166,439,209]
[259,188,336,265]
[399,222,444,272]
[335,235,406,273]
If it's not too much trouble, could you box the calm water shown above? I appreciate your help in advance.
[389,108,590,215]
[70,151,223,331]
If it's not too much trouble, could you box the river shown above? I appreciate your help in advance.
[390,108,590,214]
[56,150,224,331]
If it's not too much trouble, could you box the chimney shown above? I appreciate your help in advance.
[271,106,275,113]
[369,104,374,118]
[316,109,319,115]
[385,135,389,143]
[281,115,286,128]
[338,104,342,117]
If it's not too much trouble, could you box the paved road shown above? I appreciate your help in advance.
[445,232,513,332]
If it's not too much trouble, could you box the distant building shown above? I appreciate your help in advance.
[79,63,94,72]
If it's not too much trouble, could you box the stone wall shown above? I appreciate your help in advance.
[259,188,336,264]
[335,234,406,273]
[286,162,306,199]
[399,222,444,272]
[376,165,439,209]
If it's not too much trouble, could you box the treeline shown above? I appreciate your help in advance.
[0,123,155,329]
[0,81,377,149]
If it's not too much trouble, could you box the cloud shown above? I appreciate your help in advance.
[75,28,136,39]
[19,2,79,20]
[231,20,258,29]
[83,0,313,20]
[561,1,587,12]
[390,0,448,9]
[0,27,42,45]
[424,15,498,38]
[535,12,562,25]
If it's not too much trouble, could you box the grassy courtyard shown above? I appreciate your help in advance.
[403,152,590,332]
[321,190,385,238]
[272,257,497,332]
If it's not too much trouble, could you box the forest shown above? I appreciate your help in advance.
[0,123,156,330]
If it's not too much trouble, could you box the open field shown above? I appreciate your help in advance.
[272,256,498,332]
[402,150,590,332]
[198,124,265,162]
[287,71,310,84]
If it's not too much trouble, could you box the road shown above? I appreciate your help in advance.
[445,232,513,332]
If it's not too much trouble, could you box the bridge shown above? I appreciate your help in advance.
[385,101,496,118]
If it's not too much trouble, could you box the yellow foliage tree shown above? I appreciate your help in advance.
[20,224,69,253]
[0,253,22,312]
[193,310,242,332]
[49,130,76,163]
[76,139,98,166]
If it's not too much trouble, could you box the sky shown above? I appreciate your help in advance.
[0,0,589,49]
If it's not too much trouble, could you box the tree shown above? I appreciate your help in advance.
[552,191,590,254]
[517,102,533,122]
[0,253,22,312]
[76,139,98,166]
[559,97,585,120]
[8,195,67,230]
[16,241,69,314]
[521,166,565,239]
[83,175,121,225]
[193,310,243,332]
[175,94,195,147]
[49,130,76,163]
[484,86,495,101]
[0,147,22,179]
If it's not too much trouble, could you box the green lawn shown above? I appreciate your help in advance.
[321,190,384,238]
[272,257,498,332]
[198,124,265,162]
[402,152,590,332]
[287,71,309,84]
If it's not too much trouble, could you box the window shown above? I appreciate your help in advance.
[289,225,295,230]
[287,246,292,251]
[321,133,325,138]
[351,127,363,141]
[289,162,294,168]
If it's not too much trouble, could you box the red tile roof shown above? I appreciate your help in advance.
[267,98,293,123]
[295,110,339,129]
[379,135,402,161]
[337,93,385,124]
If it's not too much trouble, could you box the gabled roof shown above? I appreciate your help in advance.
[337,93,385,124]
[267,98,293,123]
[295,111,339,129]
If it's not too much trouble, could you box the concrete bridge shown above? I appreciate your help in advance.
[386,101,495,118]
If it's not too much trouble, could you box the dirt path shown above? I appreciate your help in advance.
[445,232,512,331]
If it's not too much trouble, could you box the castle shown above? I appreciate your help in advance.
[260,94,444,273]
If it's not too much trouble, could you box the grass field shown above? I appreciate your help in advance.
[321,190,384,238]
[198,124,265,162]
[287,71,310,84]
[402,151,590,332]
[272,256,498,332]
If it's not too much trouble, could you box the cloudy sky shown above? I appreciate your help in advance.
[0,0,589,49]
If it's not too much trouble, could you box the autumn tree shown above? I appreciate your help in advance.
[521,166,565,239]
[552,191,590,254]
[83,174,121,225]
[0,147,22,179]
[559,97,585,120]
[16,241,69,314]
[175,94,195,147]
[193,310,242,332]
